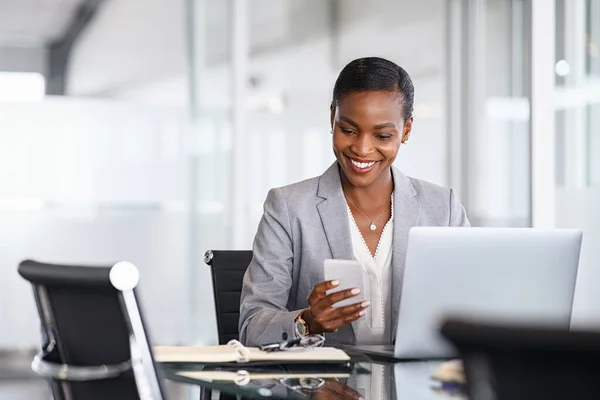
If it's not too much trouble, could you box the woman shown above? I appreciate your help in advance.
[239,57,469,347]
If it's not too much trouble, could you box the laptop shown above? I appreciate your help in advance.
[343,227,583,362]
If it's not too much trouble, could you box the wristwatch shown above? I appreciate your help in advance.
[294,310,310,337]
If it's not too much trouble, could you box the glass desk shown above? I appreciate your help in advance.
[160,360,465,399]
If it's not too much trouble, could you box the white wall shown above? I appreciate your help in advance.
[0,0,446,350]
[0,209,191,348]
[0,98,220,349]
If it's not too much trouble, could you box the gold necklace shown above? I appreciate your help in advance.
[345,195,389,231]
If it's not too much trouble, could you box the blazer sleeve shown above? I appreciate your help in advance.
[449,189,471,227]
[238,187,302,346]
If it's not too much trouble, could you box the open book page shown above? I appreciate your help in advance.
[153,344,350,364]
[177,370,350,382]
[246,347,350,362]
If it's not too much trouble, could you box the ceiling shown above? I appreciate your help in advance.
[0,0,83,46]
[0,0,445,100]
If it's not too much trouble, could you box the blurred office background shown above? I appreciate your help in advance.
[0,0,598,396]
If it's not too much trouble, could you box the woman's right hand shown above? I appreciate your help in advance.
[302,280,370,334]
[311,379,364,400]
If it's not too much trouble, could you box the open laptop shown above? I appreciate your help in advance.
[343,227,583,362]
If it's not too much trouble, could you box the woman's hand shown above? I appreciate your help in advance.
[302,280,370,334]
[311,379,364,400]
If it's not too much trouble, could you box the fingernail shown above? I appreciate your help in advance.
[351,288,360,295]
[359,310,365,316]
[361,301,370,308]
[331,280,339,286]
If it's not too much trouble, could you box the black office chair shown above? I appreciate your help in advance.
[441,318,600,400]
[202,250,253,400]
[204,250,253,345]
[18,259,166,400]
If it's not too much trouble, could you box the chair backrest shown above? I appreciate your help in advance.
[18,259,165,400]
[441,318,600,400]
[204,250,253,345]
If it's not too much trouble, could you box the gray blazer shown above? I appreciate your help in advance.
[239,162,470,347]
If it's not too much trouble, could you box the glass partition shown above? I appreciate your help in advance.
[554,0,600,328]
[446,0,531,228]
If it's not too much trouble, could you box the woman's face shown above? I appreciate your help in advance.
[331,90,412,188]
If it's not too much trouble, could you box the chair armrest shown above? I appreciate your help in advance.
[204,250,214,265]
[31,352,132,381]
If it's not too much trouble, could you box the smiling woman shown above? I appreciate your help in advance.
[239,57,470,348]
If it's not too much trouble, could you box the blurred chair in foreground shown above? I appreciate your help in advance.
[18,259,165,400]
[441,318,600,400]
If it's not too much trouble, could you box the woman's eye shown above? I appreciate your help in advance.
[376,134,392,140]
[341,128,354,135]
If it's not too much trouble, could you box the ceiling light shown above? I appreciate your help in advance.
[555,59,571,77]
[0,72,45,102]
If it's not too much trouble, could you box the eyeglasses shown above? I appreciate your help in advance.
[259,334,325,353]
[280,376,325,392]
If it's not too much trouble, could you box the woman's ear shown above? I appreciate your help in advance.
[329,103,336,132]
[402,116,413,144]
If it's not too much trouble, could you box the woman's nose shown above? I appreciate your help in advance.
[351,133,373,156]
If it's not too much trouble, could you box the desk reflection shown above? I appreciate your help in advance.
[161,360,465,399]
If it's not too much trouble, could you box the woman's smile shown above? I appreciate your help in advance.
[345,155,381,174]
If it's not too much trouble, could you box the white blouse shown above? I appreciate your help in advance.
[346,194,394,345]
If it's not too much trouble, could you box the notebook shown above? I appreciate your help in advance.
[153,340,350,365]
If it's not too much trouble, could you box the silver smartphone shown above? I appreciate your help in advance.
[323,259,369,308]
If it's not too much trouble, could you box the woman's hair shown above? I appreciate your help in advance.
[332,57,414,122]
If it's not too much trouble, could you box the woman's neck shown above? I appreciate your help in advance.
[341,167,394,207]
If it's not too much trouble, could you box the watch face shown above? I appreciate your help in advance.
[295,319,307,337]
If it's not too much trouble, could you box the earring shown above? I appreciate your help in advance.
[402,141,408,145]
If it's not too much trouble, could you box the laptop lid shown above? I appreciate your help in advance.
[394,227,582,360]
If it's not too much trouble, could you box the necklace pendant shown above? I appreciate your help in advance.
[369,222,377,231]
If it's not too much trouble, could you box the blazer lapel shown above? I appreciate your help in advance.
[315,164,420,344]
[390,167,421,340]
[316,163,356,343]
[316,162,353,260]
